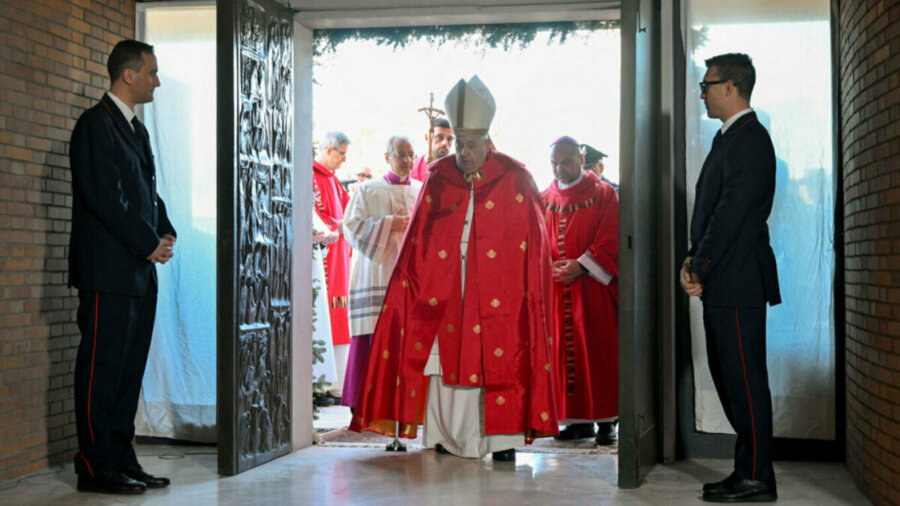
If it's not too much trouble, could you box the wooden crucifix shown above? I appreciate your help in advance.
[417,92,446,163]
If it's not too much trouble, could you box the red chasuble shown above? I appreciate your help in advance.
[349,151,559,440]
[541,171,619,421]
[313,160,351,346]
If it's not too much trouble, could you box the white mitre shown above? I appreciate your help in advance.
[444,75,496,136]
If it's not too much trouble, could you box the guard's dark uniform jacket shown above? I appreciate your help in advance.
[689,111,780,307]
[69,94,175,295]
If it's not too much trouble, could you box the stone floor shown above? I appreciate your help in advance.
[0,441,871,505]
[314,406,617,453]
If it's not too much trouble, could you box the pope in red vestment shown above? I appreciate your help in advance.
[313,158,351,348]
[349,149,558,441]
[542,137,619,429]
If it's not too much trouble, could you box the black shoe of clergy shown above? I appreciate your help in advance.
[434,444,451,455]
[492,449,516,462]
[595,421,618,446]
[554,423,596,441]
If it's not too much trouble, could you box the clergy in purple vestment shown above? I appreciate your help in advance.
[341,136,423,409]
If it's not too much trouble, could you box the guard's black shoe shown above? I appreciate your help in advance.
[77,470,147,495]
[492,449,516,462]
[434,444,451,454]
[703,472,741,494]
[595,421,618,445]
[120,465,170,488]
[554,423,596,441]
[702,477,777,503]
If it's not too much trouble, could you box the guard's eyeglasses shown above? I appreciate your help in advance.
[699,80,733,93]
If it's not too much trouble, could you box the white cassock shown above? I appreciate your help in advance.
[421,184,525,458]
[343,177,422,336]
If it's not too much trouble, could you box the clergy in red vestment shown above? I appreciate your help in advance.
[313,131,352,399]
[409,117,454,182]
[350,76,558,462]
[542,136,619,445]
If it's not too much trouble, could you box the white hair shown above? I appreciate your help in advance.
[321,131,350,149]
[385,135,413,155]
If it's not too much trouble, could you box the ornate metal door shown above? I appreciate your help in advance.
[217,0,294,475]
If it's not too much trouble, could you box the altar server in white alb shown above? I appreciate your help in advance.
[341,136,423,410]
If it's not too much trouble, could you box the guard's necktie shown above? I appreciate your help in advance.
[131,116,152,160]
[712,130,723,149]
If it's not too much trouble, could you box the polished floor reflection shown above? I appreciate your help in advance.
[0,443,869,505]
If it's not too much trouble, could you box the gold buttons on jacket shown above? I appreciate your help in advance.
[472,324,481,334]
[438,250,448,259]
[486,249,497,259]
[496,396,506,405]
[470,374,479,383]
[494,348,504,357]
[429,298,438,306]
[491,298,500,308]
[515,193,524,203]
[485,200,494,209]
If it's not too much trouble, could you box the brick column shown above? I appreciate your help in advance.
[838,1,900,505]
[0,0,135,482]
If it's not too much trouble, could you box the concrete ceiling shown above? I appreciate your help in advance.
[288,1,620,29]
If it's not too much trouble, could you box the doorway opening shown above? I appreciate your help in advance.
[309,23,625,458]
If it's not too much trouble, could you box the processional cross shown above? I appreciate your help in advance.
[417,92,446,163]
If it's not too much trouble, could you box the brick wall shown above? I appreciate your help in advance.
[0,0,135,483]
[838,1,900,505]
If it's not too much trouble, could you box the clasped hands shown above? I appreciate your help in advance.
[314,218,342,244]
[390,210,410,233]
[679,256,703,297]
[314,229,339,244]
[147,234,176,264]
[552,259,585,284]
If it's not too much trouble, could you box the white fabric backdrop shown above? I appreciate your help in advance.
[684,0,835,440]
[134,5,217,442]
